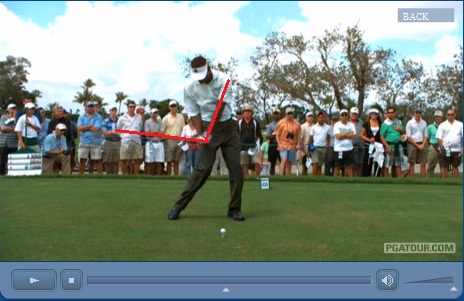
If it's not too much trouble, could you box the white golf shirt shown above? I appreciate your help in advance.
[436,119,463,152]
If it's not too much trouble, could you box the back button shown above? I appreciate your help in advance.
[12,270,56,290]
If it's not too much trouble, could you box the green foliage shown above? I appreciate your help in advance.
[0,56,42,109]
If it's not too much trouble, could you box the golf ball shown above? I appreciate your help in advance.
[220,228,226,235]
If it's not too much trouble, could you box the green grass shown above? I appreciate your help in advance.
[0,176,461,261]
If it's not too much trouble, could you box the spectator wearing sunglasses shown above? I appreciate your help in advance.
[436,109,463,178]
[274,107,303,175]
[380,106,404,177]
[117,101,144,175]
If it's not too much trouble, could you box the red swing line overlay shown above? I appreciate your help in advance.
[115,79,230,144]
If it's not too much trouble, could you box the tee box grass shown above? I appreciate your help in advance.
[0,176,461,261]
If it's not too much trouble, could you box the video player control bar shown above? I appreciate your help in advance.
[87,276,371,285]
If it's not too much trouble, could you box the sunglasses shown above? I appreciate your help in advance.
[170,105,177,108]
[87,105,95,108]
[151,112,158,114]
[447,114,455,116]
[340,113,348,117]
[128,106,136,108]
[286,112,293,115]
[59,129,66,132]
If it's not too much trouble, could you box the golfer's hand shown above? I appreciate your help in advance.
[19,141,26,149]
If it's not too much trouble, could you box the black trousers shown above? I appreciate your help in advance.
[0,146,17,175]
[173,119,244,213]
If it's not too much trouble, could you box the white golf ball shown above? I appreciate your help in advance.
[220,228,226,235]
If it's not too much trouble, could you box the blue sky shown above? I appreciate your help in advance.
[0,1,462,113]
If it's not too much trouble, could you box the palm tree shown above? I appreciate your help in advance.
[115,92,128,114]
[138,98,148,111]
[73,78,96,105]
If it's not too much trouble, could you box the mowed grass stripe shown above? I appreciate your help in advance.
[0,177,461,261]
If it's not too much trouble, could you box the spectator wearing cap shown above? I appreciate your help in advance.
[179,117,200,176]
[426,110,444,178]
[436,109,463,179]
[15,97,41,123]
[15,102,41,152]
[48,106,74,171]
[324,115,339,176]
[238,106,263,176]
[144,108,165,176]
[162,100,185,176]
[37,107,51,149]
[0,104,18,175]
[274,107,303,175]
[360,108,382,177]
[380,106,405,177]
[42,123,71,174]
[102,107,121,174]
[349,107,364,176]
[405,108,428,178]
[333,109,356,177]
[77,101,104,174]
[300,112,314,175]
[116,100,144,175]
[265,109,282,175]
[308,111,331,176]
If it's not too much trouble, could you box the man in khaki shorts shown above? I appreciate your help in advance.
[117,100,144,174]
[162,100,185,175]
[77,102,103,174]
[102,107,121,174]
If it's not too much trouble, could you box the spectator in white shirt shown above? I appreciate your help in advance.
[405,109,428,178]
[436,109,463,178]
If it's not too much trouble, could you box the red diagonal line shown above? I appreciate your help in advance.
[115,80,230,144]
[204,79,230,141]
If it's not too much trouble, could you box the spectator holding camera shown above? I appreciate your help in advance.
[274,107,302,175]
[436,109,463,179]
[42,123,71,174]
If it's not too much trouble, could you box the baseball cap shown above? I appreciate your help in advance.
[7,103,17,110]
[169,100,177,107]
[434,110,443,117]
[369,108,379,114]
[285,107,294,114]
[25,103,35,110]
[110,107,117,111]
[350,107,359,114]
[243,106,253,113]
[317,111,326,116]
[340,109,349,115]
[55,123,67,131]
[136,107,145,114]
[306,112,314,117]
[191,63,208,81]
[150,108,158,114]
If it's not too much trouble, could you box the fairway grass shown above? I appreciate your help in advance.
[0,176,461,261]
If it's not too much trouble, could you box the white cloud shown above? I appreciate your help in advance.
[0,1,259,112]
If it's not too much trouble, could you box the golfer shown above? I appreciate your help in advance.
[167,56,245,221]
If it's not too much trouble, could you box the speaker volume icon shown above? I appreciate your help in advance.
[382,275,394,287]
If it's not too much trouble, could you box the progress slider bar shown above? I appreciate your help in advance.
[87,276,371,285]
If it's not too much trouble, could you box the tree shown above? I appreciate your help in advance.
[115,91,129,114]
[0,55,42,109]
[73,79,106,108]
[138,98,149,111]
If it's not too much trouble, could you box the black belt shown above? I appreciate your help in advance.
[430,143,438,146]
[316,146,326,148]
[106,139,120,141]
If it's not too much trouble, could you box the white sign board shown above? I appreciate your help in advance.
[7,153,42,176]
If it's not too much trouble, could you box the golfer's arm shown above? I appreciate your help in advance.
[190,115,203,135]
